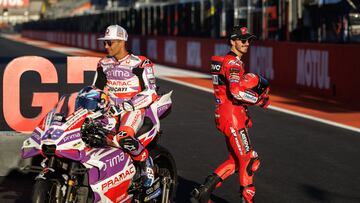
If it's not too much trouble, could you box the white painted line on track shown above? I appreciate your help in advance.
[159,74,360,134]
[269,106,360,133]
[157,76,213,93]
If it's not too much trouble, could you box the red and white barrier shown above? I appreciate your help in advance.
[21,30,360,103]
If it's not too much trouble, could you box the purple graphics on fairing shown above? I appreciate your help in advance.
[56,148,86,161]
[82,147,136,199]
[82,148,133,181]
[30,129,42,145]
[157,103,172,118]
[21,129,42,159]
[57,131,82,145]
[21,147,41,159]
[145,107,157,124]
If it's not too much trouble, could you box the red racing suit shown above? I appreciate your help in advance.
[93,54,158,161]
[211,51,269,202]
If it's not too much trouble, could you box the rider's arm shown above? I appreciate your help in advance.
[225,62,260,105]
[92,63,107,90]
[122,58,158,111]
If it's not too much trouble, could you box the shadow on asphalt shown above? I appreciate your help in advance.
[176,176,229,203]
[301,184,360,203]
[0,169,36,203]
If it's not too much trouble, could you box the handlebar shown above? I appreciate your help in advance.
[81,118,118,148]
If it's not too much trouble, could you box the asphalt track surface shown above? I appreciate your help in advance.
[1,37,360,203]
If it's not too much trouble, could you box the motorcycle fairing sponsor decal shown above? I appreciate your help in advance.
[64,108,88,130]
[101,164,135,192]
[87,157,135,203]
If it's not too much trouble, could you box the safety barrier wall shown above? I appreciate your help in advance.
[22,30,360,104]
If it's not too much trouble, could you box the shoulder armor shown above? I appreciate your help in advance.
[137,56,152,68]
[99,56,116,66]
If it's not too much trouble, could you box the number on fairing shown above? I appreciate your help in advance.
[43,128,64,140]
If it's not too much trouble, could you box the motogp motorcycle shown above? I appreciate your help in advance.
[21,91,177,203]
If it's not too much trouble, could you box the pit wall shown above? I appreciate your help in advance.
[22,30,360,104]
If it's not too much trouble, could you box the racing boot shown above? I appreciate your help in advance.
[190,173,222,203]
[141,156,155,187]
[240,185,256,203]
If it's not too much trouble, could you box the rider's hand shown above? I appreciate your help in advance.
[257,95,270,109]
[122,101,135,111]
[109,105,123,116]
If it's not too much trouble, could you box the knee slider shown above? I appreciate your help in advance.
[246,151,260,176]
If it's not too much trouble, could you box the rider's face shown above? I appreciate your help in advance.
[104,40,125,56]
[233,38,252,54]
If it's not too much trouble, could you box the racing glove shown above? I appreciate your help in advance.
[257,96,270,109]
[109,105,123,116]
[109,101,135,116]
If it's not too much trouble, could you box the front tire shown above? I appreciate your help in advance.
[32,179,62,203]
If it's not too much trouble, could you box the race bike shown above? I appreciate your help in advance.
[21,91,177,203]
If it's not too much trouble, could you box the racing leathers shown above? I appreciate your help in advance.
[210,51,269,202]
[93,54,158,187]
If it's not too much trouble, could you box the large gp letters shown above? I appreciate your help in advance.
[2,56,100,133]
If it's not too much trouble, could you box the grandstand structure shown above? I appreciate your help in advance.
[0,0,43,29]
[3,0,360,43]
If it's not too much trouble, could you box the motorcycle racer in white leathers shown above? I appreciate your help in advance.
[93,24,157,187]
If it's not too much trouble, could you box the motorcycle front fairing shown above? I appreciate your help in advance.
[81,147,136,203]
[22,108,89,161]
[21,107,137,203]
[21,109,56,159]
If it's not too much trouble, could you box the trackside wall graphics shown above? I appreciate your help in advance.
[249,46,274,80]
[296,49,330,89]
[1,56,100,132]
[186,41,201,68]
[164,40,177,64]
[19,30,360,101]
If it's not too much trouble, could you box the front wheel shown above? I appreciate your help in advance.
[32,179,63,203]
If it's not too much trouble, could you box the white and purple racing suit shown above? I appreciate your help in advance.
[93,54,157,162]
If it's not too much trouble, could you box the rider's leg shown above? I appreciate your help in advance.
[229,127,260,203]
[191,135,238,203]
[191,173,223,203]
[115,110,155,187]
[194,123,260,203]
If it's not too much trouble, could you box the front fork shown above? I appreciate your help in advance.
[36,157,80,203]
[161,176,174,203]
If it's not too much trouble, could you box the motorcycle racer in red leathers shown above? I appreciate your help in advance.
[93,24,158,187]
[191,26,270,203]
